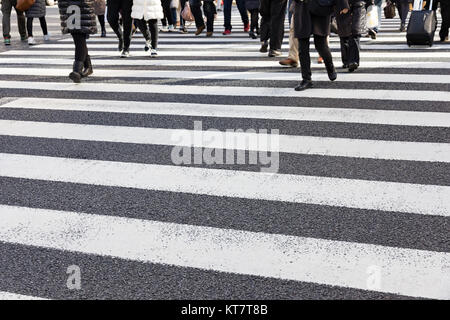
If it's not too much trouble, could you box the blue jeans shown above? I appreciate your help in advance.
[223,0,248,30]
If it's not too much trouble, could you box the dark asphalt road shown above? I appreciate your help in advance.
[0,6,449,300]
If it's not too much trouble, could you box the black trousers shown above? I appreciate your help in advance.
[161,0,174,26]
[339,35,360,66]
[249,8,259,32]
[191,0,216,32]
[259,0,287,50]
[396,2,409,25]
[71,33,88,62]
[107,0,133,50]
[26,17,48,37]
[298,35,333,80]
[135,19,159,49]
[439,0,450,39]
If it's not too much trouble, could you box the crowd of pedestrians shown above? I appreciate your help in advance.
[1,0,449,87]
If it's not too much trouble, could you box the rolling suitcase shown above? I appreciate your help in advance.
[406,0,437,46]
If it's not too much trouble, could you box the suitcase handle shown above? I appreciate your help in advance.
[413,0,433,11]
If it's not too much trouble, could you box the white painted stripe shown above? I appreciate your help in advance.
[1,57,449,69]
[0,67,448,84]
[0,154,449,216]
[1,119,449,162]
[0,205,448,299]
[4,97,450,127]
[0,81,448,102]
[0,291,47,300]
[2,49,450,58]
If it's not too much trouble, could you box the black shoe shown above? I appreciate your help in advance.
[81,55,93,78]
[325,63,337,81]
[69,61,84,83]
[259,41,268,53]
[348,62,358,73]
[400,24,406,32]
[120,49,130,58]
[295,80,313,91]
[342,64,349,69]
[101,30,106,38]
[368,28,377,39]
[268,49,281,57]
[249,31,257,39]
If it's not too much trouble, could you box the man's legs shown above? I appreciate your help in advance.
[107,0,124,48]
[259,0,271,43]
[269,0,287,50]
[439,0,450,40]
[121,0,133,50]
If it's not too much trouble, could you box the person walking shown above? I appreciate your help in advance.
[132,0,164,57]
[94,0,107,37]
[2,0,27,45]
[429,0,450,42]
[259,0,288,57]
[107,0,133,57]
[58,0,97,83]
[393,0,412,31]
[245,0,260,38]
[222,0,249,35]
[190,0,216,36]
[337,0,373,72]
[293,0,348,91]
[26,0,50,45]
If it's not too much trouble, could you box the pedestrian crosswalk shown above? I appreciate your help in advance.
[0,7,449,300]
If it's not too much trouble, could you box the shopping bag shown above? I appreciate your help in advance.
[181,2,195,22]
[366,5,379,29]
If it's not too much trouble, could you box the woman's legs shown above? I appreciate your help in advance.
[72,33,88,62]
[39,16,48,35]
[69,32,89,82]
[26,17,33,37]
[250,9,259,33]
[98,15,106,34]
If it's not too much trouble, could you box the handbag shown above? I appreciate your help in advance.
[366,5,379,29]
[384,0,396,19]
[16,0,36,11]
[181,2,195,22]
[309,0,336,17]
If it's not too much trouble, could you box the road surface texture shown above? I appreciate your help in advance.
[0,6,449,300]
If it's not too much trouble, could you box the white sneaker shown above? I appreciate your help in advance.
[150,48,157,58]
[43,33,50,41]
[160,26,168,32]
[120,49,130,58]
[28,37,36,45]
[168,25,175,32]
[144,40,151,52]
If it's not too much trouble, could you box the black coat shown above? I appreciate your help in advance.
[58,0,97,34]
[335,0,369,37]
[245,0,260,10]
[293,0,347,39]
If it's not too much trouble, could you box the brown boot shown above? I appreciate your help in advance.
[195,25,205,36]
[279,58,298,68]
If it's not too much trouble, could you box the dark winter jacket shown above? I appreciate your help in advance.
[335,0,371,37]
[293,0,348,39]
[245,0,260,10]
[26,0,46,18]
[58,0,97,34]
